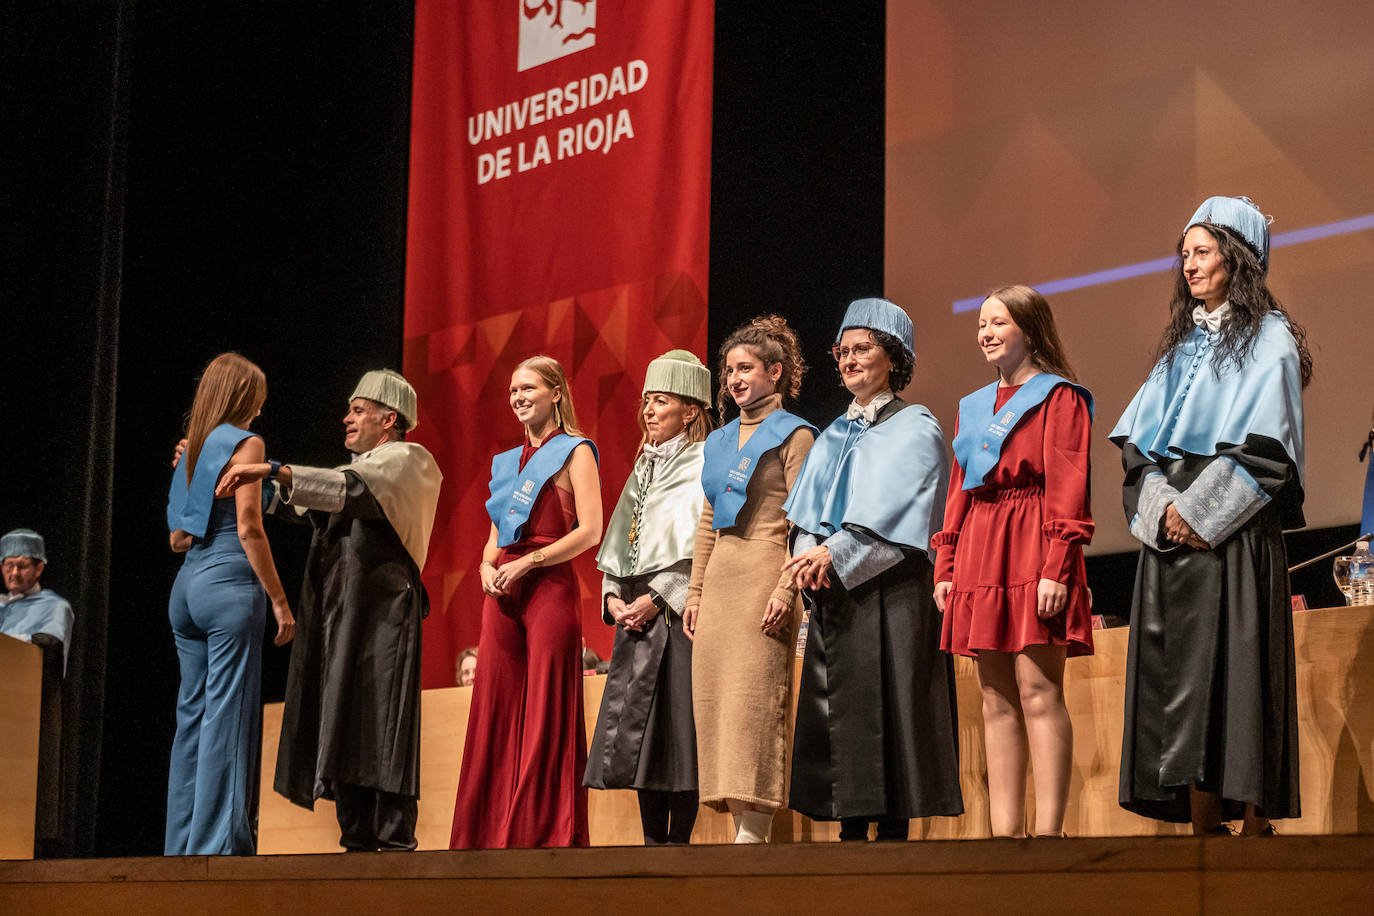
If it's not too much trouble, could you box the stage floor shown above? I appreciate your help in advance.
[3,835,1372,914]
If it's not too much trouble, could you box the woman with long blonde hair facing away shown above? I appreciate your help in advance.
[165,352,294,855]
[932,286,1094,838]
[451,355,602,848]
[687,315,816,843]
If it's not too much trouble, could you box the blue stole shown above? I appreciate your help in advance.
[1109,312,1304,481]
[702,409,815,530]
[784,401,948,558]
[167,424,257,537]
[953,374,1092,491]
[486,432,597,548]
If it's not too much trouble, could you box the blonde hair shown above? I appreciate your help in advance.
[515,355,583,436]
[184,353,267,484]
[634,393,715,459]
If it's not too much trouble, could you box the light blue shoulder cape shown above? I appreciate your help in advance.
[166,423,257,537]
[783,401,948,559]
[702,410,815,530]
[952,375,1092,491]
[486,432,598,547]
[1109,312,1304,481]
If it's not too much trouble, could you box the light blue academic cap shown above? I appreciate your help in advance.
[1,528,46,563]
[836,298,915,359]
[1185,196,1271,272]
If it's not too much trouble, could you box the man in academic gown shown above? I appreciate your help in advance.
[1,528,75,669]
[2,528,75,851]
[218,369,442,851]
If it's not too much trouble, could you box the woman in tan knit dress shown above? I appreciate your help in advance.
[685,315,815,843]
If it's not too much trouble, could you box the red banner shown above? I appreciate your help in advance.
[404,2,714,686]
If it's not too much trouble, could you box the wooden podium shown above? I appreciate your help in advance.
[259,605,1374,851]
[0,635,41,861]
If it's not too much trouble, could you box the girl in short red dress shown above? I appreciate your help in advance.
[932,285,1093,839]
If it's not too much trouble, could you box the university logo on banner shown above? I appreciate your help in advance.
[405,0,713,686]
[519,0,597,72]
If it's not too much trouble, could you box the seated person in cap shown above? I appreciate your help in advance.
[216,369,443,853]
[1,529,75,672]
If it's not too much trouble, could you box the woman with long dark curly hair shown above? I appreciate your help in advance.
[686,315,816,843]
[1112,196,1310,836]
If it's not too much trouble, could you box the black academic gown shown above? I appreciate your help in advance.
[274,470,427,807]
[1118,436,1302,822]
[789,400,964,823]
[584,595,697,794]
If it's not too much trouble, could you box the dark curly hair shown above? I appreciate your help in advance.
[1155,223,1313,388]
[834,327,913,393]
[716,314,807,417]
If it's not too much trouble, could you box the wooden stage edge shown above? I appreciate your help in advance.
[3,836,1374,914]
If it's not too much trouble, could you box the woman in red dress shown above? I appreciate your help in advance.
[450,355,603,848]
[932,285,1093,838]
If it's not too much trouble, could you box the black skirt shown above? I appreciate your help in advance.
[1119,454,1301,823]
[789,551,963,821]
[584,606,697,793]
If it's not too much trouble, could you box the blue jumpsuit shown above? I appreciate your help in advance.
[164,425,266,855]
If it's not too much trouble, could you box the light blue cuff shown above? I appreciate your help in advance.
[828,527,905,590]
[1130,471,1180,552]
[1173,457,1270,548]
[793,531,821,555]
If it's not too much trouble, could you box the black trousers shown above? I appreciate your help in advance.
[637,789,699,845]
[839,816,909,842]
[334,783,418,851]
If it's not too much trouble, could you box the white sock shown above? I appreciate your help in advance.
[733,810,773,844]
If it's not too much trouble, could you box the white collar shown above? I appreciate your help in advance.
[846,390,894,424]
[2,582,41,604]
[642,432,687,462]
[1192,301,1231,334]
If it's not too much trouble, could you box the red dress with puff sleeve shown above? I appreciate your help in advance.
[934,383,1095,657]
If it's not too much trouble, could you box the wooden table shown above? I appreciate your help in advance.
[0,635,42,860]
[259,605,1374,851]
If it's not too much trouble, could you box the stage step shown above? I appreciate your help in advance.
[3,835,1372,914]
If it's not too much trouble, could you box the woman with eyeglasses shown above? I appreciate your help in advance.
[783,298,963,842]
[932,285,1094,839]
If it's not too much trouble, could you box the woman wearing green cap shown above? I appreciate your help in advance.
[584,350,716,845]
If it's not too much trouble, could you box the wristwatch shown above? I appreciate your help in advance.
[530,549,547,566]
[267,459,281,480]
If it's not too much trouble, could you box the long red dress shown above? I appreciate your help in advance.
[934,383,1095,657]
[450,433,590,848]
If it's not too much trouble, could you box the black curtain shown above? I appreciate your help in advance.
[1,0,128,858]
[3,0,414,857]
[709,3,886,428]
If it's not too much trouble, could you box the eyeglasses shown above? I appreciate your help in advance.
[831,342,878,362]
